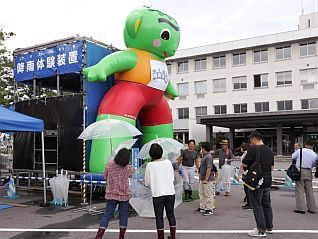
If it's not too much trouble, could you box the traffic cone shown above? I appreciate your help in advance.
[283,174,294,189]
[3,177,19,199]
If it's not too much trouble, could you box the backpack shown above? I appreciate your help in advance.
[243,147,263,191]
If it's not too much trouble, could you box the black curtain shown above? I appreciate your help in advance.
[13,94,83,171]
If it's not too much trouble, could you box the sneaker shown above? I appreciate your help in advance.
[242,204,253,210]
[248,228,266,237]
[194,208,205,213]
[215,191,220,195]
[266,229,273,234]
[203,210,213,216]
[293,210,305,214]
[224,192,230,196]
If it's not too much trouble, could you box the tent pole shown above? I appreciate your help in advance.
[57,71,60,96]
[33,78,36,98]
[41,131,47,203]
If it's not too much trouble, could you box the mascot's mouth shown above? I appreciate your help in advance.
[164,51,168,58]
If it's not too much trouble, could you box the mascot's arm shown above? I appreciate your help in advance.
[83,50,138,82]
[165,81,179,100]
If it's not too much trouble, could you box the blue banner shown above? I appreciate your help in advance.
[14,41,82,82]
[132,148,140,169]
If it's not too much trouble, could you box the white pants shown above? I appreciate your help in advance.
[216,165,232,193]
[181,166,195,191]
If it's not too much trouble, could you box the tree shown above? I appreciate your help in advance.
[0,27,15,106]
[0,28,57,106]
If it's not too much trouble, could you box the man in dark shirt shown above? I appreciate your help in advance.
[242,131,274,237]
[178,139,199,200]
[195,141,214,216]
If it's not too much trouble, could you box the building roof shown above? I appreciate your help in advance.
[169,26,318,60]
[197,110,318,129]
[13,35,119,55]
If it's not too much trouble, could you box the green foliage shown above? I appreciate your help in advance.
[0,28,57,106]
[0,28,15,106]
[214,131,226,149]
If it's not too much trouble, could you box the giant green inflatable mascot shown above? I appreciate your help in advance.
[83,7,180,173]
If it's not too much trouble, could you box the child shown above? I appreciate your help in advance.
[211,164,218,209]
[95,148,133,239]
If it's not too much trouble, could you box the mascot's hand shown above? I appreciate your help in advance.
[165,81,179,100]
[83,64,109,82]
[166,94,176,100]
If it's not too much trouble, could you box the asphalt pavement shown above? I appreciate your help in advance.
[1,161,318,239]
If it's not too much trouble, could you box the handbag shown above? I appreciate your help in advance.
[287,148,302,181]
[243,147,263,191]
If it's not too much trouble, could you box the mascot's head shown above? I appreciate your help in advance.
[124,7,180,59]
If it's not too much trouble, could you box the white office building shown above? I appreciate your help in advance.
[168,12,318,155]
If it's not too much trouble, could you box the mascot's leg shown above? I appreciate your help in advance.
[89,82,144,173]
[139,97,173,145]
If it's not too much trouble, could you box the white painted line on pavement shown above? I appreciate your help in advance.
[1,228,318,234]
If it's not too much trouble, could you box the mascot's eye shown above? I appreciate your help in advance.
[160,28,170,40]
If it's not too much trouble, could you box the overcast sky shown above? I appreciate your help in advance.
[1,0,316,52]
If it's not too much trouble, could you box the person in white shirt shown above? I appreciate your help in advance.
[145,143,176,239]
[292,139,318,214]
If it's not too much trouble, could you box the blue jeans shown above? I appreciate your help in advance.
[249,188,273,232]
[99,200,129,229]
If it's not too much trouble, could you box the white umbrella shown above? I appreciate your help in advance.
[139,138,185,161]
[78,119,142,140]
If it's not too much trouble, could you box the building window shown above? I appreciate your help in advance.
[277,100,293,111]
[214,105,227,115]
[194,58,207,71]
[276,71,292,86]
[300,42,316,57]
[234,103,247,113]
[195,80,207,94]
[195,106,207,116]
[254,73,269,88]
[213,78,226,92]
[177,83,189,96]
[254,49,268,63]
[255,102,269,112]
[167,63,172,74]
[177,61,188,73]
[213,55,226,68]
[233,52,246,65]
[301,98,318,109]
[299,68,318,84]
[178,108,189,119]
[276,46,291,60]
[174,132,189,144]
[233,76,247,90]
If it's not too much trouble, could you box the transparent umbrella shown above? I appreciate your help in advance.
[107,139,138,162]
[139,138,185,161]
[78,119,142,140]
[129,175,183,218]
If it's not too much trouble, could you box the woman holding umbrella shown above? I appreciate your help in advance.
[145,143,176,239]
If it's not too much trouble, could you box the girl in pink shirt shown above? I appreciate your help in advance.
[95,148,133,239]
